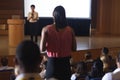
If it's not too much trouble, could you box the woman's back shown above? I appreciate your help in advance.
[46,25,73,57]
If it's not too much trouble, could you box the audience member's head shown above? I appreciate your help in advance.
[85,52,92,59]
[76,61,87,76]
[15,40,42,73]
[1,56,8,66]
[53,5,67,29]
[101,47,109,55]
[71,63,77,74]
[90,58,104,77]
[93,58,103,70]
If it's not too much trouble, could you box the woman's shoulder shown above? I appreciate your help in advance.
[44,24,54,29]
[65,26,73,31]
[42,24,54,32]
[66,26,72,29]
[65,26,75,35]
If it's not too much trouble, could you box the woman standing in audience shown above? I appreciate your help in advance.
[40,5,76,80]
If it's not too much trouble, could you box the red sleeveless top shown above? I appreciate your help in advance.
[46,25,73,58]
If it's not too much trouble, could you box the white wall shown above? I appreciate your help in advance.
[24,0,91,19]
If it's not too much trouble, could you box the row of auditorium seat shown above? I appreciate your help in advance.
[0,47,120,67]
[0,47,120,80]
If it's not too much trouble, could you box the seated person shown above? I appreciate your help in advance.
[0,56,14,71]
[41,54,48,66]
[71,61,87,80]
[39,54,48,79]
[15,40,42,80]
[84,52,94,72]
[85,58,104,80]
[71,63,77,74]
[84,52,93,63]
[100,47,113,72]
[40,60,47,79]
[102,52,120,80]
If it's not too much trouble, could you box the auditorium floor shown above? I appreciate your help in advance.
[1,35,120,55]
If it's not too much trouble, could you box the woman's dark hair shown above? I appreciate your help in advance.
[90,58,104,77]
[85,52,92,60]
[102,47,109,55]
[31,4,35,8]
[53,6,67,30]
[76,61,87,74]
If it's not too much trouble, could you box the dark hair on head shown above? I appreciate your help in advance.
[31,4,35,8]
[85,52,92,59]
[16,40,42,68]
[1,56,8,66]
[53,5,67,31]
[91,58,104,77]
[102,47,109,55]
[93,59,103,70]
[76,61,87,74]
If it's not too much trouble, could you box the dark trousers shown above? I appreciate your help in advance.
[46,57,71,80]
[30,35,38,43]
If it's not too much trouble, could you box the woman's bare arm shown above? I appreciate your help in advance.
[40,27,47,52]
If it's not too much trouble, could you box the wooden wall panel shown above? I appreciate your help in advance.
[110,0,120,35]
[0,0,24,35]
[0,19,6,24]
[93,0,120,36]
[96,0,112,34]
[0,0,23,10]
[101,0,112,34]
[0,0,24,22]
[0,10,23,15]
